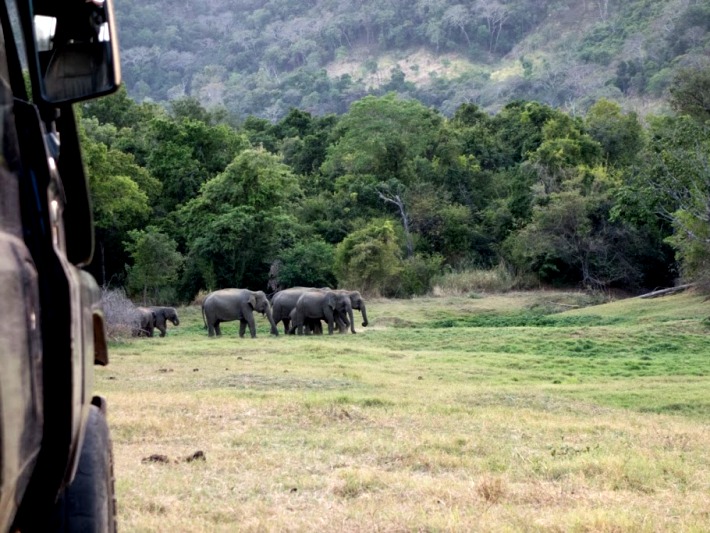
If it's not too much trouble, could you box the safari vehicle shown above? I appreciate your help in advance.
[0,0,120,531]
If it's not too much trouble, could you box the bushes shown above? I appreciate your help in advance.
[385,254,444,298]
[276,239,337,289]
[100,288,138,339]
[432,263,538,295]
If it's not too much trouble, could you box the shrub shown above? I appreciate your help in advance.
[335,220,402,296]
[190,289,210,307]
[432,263,539,295]
[385,253,444,297]
[101,288,138,339]
[276,239,337,289]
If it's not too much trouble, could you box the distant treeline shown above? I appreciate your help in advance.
[80,66,710,303]
[115,0,710,120]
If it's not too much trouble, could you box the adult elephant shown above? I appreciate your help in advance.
[149,306,180,337]
[202,288,279,338]
[290,290,354,335]
[330,289,369,332]
[271,287,319,335]
[132,307,156,337]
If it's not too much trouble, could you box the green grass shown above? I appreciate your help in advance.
[99,290,710,532]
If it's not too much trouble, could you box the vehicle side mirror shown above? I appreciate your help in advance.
[32,0,121,104]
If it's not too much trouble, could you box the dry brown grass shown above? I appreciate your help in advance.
[99,293,710,532]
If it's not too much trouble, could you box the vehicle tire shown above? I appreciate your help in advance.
[52,405,117,533]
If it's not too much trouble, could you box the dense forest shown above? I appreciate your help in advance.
[114,0,710,120]
[80,61,710,303]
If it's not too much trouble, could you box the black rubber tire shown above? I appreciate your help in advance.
[53,405,117,533]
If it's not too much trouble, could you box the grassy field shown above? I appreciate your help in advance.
[99,290,710,532]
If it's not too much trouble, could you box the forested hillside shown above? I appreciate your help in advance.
[115,0,710,120]
[80,61,710,303]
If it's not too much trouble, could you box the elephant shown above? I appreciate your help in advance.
[271,287,320,334]
[149,306,179,337]
[329,289,369,332]
[132,307,156,337]
[132,306,180,337]
[202,288,279,338]
[290,290,355,335]
[288,307,326,335]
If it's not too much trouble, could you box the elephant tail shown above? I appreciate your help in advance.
[201,303,207,329]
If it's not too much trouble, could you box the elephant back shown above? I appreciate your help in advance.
[272,287,317,319]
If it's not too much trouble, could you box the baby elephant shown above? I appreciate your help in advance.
[133,306,180,337]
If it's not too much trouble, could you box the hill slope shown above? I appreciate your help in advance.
[116,0,710,119]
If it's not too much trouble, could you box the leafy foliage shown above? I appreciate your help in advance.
[125,227,184,304]
[335,220,403,295]
[113,0,710,121]
[178,147,301,293]
[79,64,710,303]
[275,240,337,289]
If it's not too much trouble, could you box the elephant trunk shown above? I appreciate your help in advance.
[359,302,369,327]
[265,305,279,336]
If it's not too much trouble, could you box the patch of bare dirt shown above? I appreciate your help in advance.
[325,47,473,88]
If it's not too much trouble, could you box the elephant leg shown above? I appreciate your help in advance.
[283,318,291,335]
[335,315,347,334]
[215,322,222,336]
[246,314,257,338]
[323,310,335,335]
[158,326,166,337]
[239,320,248,338]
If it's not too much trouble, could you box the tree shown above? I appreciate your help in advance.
[81,85,160,129]
[503,186,646,290]
[528,114,602,194]
[585,99,644,167]
[179,147,301,293]
[632,115,710,285]
[669,68,710,123]
[144,116,249,214]
[275,239,337,289]
[322,93,442,182]
[334,219,402,295]
[474,0,510,52]
[125,227,184,304]
[322,93,445,260]
[81,134,154,286]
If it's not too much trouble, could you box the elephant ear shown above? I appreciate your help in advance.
[326,292,337,310]
[248,294,257,309]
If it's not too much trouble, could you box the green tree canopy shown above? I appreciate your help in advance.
[125,226,184,304]
[322,93,442,182]
[275,239,337,288]
[81,133,155,286]
[585,99,644,167]
[335,219,403,294]
[179,147,302,293]
[669,68,710,123]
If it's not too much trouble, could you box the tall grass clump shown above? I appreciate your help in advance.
[432,263,538,295]
[101,288,138,339]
